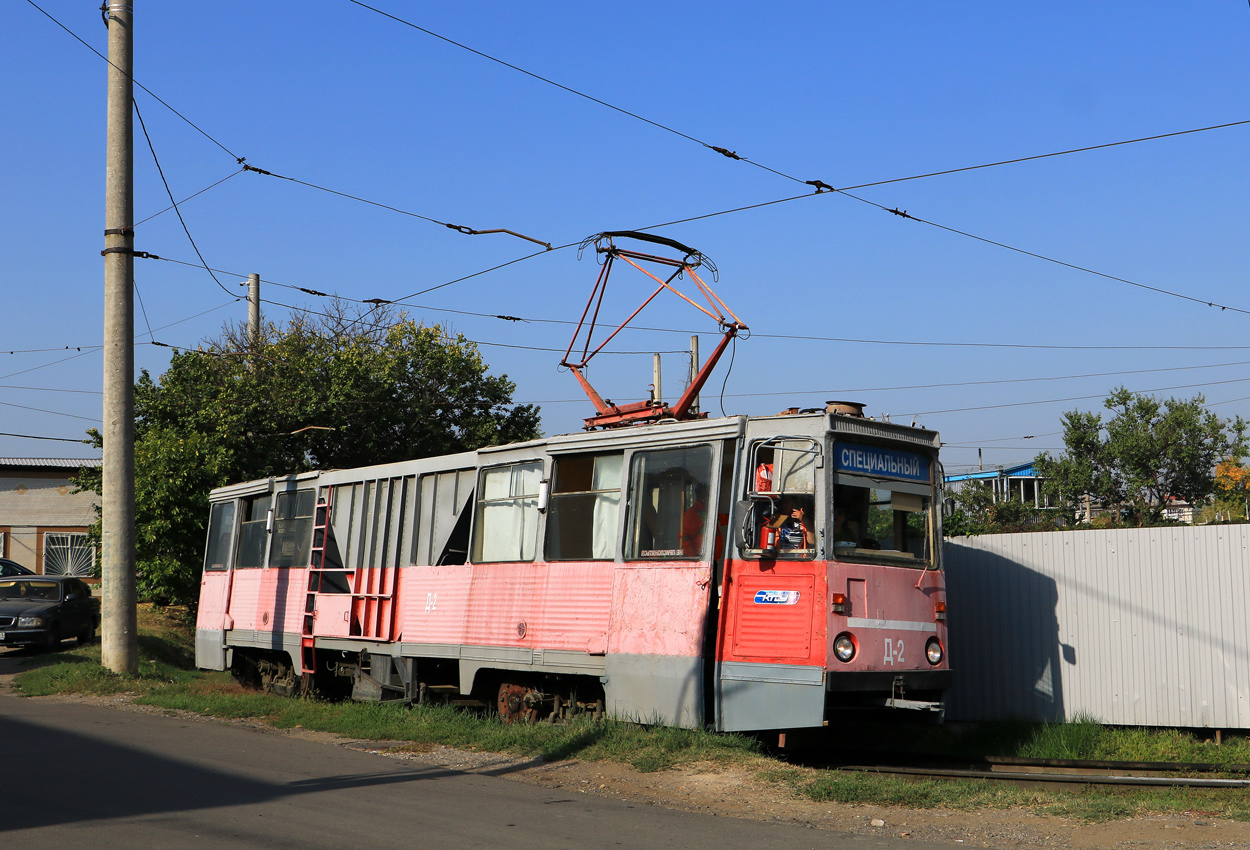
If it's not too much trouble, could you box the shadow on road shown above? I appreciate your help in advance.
[0,706,462,833]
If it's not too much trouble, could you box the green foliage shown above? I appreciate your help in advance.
[75,304,541,609]
[1034,387,1246,525]
[943,482,1062,536]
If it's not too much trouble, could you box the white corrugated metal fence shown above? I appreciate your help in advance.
[944,524,1250,728]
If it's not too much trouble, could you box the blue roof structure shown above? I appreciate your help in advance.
[944,461,1038,484]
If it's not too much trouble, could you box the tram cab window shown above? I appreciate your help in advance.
[833,482,932,566]
[203,502,235,572]
[472,461,542,562]
[236,493,272,569]
[546,453,622,560]
[741,439,818,560]
[269,489,316,569]
[626,446,714,560]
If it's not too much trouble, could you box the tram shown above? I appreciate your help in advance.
[194,234,950,731]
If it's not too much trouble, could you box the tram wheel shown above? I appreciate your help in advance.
[496,681,541,724]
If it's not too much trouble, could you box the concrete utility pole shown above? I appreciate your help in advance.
[248,273,261,347]
[689,335,700,416]
[101,0,138,674]
[652,354,662,405]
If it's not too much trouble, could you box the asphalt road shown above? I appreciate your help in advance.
[0,694,976,849]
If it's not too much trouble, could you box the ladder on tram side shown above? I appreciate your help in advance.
[300,490,333,675]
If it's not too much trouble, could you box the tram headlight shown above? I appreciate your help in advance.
[925,637,944,666]
[833,633,856,663]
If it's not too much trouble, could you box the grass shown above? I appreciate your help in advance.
[839,713,1250,768]
[12,609,1250,823]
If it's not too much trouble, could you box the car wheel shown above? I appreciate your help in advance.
[44,625,61,652]
[76,623,93,646]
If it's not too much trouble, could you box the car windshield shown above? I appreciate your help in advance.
[0,580,61,601]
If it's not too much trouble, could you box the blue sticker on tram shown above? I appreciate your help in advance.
[754,590,800,605]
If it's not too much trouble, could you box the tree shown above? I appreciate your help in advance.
[1034,387,1245,525]
[942,481,1059,536]
[77,304,540,608]
[1205,457,1250,522]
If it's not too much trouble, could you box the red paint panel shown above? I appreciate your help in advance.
[535,563,613,651]
[259,567,305,634]
[197,571,231,630]
[399,563,615,651]
[608,563,711,657]
[282,569,306,633]
[463,564,545,646]
[730,574,814,659]
[827,561,949,674]
[226,570,264,632]
[399,565,473,644]
[718,560,827,666]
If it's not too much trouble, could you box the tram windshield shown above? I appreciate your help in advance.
[831,441,935,567]
[833,481,932,565]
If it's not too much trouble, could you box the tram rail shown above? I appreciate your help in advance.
[805,751,1250,790]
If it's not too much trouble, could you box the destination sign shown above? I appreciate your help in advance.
[834,442,930,483]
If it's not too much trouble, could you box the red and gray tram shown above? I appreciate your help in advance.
[195,233,949,730]
[195,405,949,730]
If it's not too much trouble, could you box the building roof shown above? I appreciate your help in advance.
[0,458,102,469]
[944,461,1039,484]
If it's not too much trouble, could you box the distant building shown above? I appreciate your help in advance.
[0,458,100,575]
[944,461,1052,507]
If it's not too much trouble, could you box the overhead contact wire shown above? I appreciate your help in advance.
[25,0,244,163]
[133,99,238,298]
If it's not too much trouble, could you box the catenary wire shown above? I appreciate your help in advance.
[346,0,1250,197]
[253,297,684,356]
[240,165,552,250]
[345,0,806,186]
[832,189,1250,316]
[836,120,1250,192]
[24,0,243,162]
[513,361,1250,405]
[896,376,1250,418]
[132,168,247,228]
[144,255,1250,352]
[0,432,91,444]
[33,0,1250,319]
[0,385,102,396]
[133,99,236,297]
[0,300,237,385]
[635,188,1250,316]
[0,399,100,423]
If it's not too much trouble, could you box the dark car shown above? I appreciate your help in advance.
[0,577,100,650]
[0,558,35,578]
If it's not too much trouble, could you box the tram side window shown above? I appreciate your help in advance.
[546,453,622,561]
[203,502,235,571]
[269,489,316,568]
[625,446,714,560]
[472,461,542,562]
[236,493,272,569]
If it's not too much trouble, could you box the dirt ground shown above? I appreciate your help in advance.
[4,659,1249,850]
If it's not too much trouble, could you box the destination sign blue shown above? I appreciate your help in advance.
[834,442,930,483]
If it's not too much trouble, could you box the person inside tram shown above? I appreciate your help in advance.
[773,496,812,550]
[680,484,710,556]
[833,506,859,546]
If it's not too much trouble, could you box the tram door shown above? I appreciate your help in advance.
[703,439,738,718]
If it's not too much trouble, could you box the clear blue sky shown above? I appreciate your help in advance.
[4,2,1250,475]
